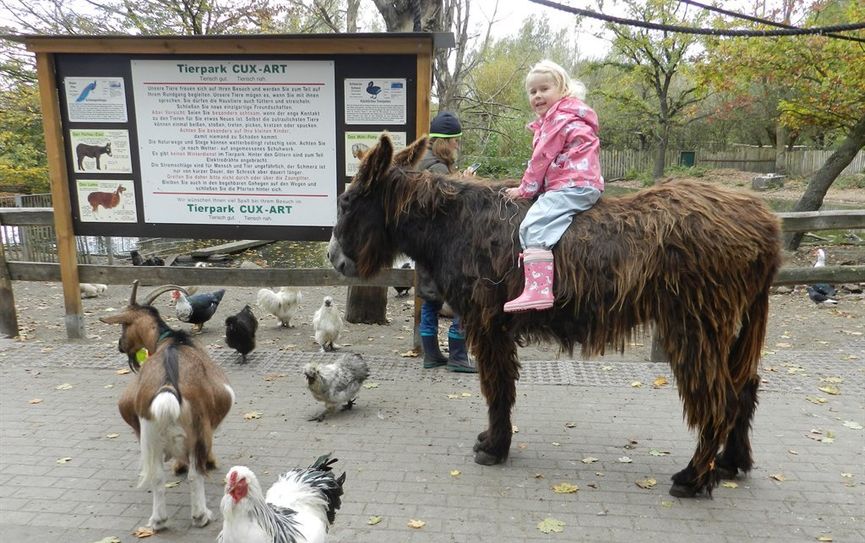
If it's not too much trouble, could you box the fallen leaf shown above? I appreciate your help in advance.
[116,368,130,375]
[362,382,379,389]
[105,433,120,439]
[446,394,459,399]
[517,442,528,450]
[788,449,798,455]
[512,425,519,433]
[534,473,544,479]
[537,517,565,534]
[552,482,579,494]
[29,398,42,404]
[660,500,674,508]
[601,365,613,371]
[132,526,156,538]
[635,478,657,489]
[564,422,577,428]
[55,383,73,390]
[816,535,833,542]
[367,515,382,525]
[818,385,840,395]
[400,350,418,358]
[460,392,472,397]
[842,420,863,430]
[840,473,852,478]
[450,469,461,477]
[721,481,738,489]
[551,442,561,447]
[263,373,287,381]
[770,473,786,482]
[840,330,862,336]
[243,411,262,420]
[56,457,72,464]
[618,456,633,463]
[581,456,598,464]
[648,449,670,456]
[652,376,668,388]
[90,538,122,543]
[164,481,180,488]
[630,381,643,388]
[407,519,426,529]
[805,396,828,405]
[775,342,792,348]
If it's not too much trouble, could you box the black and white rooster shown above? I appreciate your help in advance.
[807,248,838,306]
[171,288,226,332]
[218,453,346,543]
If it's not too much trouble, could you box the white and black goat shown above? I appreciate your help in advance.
[101,280,235,532]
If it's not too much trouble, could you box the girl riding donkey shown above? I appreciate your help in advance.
[504,60,603,312]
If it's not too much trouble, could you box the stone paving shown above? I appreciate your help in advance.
[0,339,863,543]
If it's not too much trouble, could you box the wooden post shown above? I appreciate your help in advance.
[412,46,433,352]
[36,52,85,339]
[0,242,20,338]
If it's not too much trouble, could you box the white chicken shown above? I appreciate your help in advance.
[257,287,303,328]
[79,283,107,298]
[303,353,370,422]
[218,453,346,543]
[312,296,343,352]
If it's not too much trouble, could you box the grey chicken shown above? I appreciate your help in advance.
[303,353,370,422]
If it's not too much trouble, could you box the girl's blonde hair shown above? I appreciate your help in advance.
[526,59,587,101]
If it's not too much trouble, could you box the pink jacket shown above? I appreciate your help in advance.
[516,96,603,198]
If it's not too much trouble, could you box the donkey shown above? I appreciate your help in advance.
[327,134,782,497]
[76,141,111,170]
[101,281,235,530]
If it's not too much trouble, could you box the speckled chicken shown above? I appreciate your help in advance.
[303,353,369,422]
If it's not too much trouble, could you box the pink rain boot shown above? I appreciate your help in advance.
[503,248,555,312]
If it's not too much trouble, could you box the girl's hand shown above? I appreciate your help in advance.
[504,187,522,199]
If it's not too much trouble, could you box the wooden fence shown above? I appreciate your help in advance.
[599,147,865,178]
[2,207,863,340]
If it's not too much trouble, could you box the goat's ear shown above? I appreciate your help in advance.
[393,135,428,168]
[100,311,134,325]
[352,132,394,193]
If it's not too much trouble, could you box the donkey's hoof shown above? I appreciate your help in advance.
[668,482,700,498]
[474,449,503,465]
[716,465,738,480]
[473,431,488,452]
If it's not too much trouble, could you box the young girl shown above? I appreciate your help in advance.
[503,60,603,312]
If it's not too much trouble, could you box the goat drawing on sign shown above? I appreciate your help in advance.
[76,142,112,170]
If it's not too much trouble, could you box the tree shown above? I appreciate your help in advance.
[702,0,865,249]
[602,0,708,179]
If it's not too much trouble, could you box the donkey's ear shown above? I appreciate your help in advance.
[353,133,394,192]
[393,135,428,168]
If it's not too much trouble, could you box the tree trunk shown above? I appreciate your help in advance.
[784,112,865,250]
[774,123,788,174]
[653,132,667,180]
[345,0,361,32]
[345,286,389,324]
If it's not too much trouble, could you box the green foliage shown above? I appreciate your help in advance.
[664,165,708,178]
[0,83,49,192]
[832,174,865,190]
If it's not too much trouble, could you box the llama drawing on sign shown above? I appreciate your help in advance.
[87,184,126,213]
[76,142,112,170]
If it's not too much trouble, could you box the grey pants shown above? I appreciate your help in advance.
[519,186,602,249]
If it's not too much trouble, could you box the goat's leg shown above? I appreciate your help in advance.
[472,332,519,465]
[188,455,212,527]
[139,419,169,530]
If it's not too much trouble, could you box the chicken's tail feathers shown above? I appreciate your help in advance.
[310,452,338,472]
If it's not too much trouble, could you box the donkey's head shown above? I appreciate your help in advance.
[328,133,427,278]
[100,280,187,370]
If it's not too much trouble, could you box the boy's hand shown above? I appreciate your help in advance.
[504,187,522,199]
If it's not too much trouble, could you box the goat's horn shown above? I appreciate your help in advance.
[129,280,140,306]
[142,285,189,306]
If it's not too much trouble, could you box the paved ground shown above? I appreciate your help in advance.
[0,326,863,543]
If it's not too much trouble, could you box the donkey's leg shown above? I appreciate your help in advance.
[716,375,760,479]
[472,334,520,465]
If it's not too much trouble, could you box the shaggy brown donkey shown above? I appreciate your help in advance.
[328,134,781,497]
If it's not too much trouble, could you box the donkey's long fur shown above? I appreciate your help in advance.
[328,134,782,497]
[102,286,234,530]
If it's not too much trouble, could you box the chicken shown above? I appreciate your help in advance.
[130,249,164,266]
[171,288,225,333]
[79,282,107,299]
[313,296,343,352]
[257,287,303,328]
[303,353,370,422]
[218,453,346,543]
[225,305,258,363]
